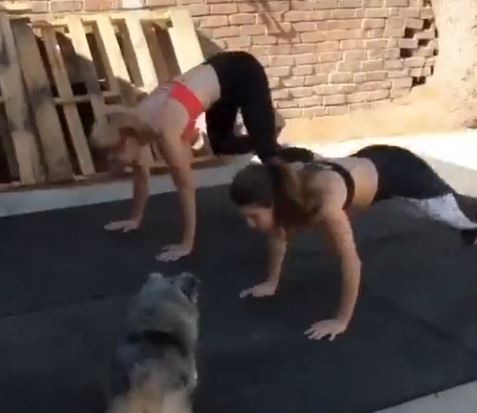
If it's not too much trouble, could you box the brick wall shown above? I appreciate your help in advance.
[10,0,437,119]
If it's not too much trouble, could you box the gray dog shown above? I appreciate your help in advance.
[105,272,200,413]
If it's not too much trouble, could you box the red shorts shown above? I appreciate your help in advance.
[168,81,204,144]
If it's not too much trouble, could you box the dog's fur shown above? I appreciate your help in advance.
[105,272,200,413]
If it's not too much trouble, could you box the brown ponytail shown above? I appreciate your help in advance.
[267,162,318,226]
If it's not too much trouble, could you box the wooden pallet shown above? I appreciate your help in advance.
[0,8,218,190]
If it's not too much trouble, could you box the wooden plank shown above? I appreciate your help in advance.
[94,15,134,104]
[11,18,74,182]
[143,22,171,84]
[0,13,42,184]
[124,12,158,92]
[168,8,204,73]
[42,27,95,175]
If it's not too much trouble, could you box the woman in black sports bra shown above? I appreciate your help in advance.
[229,144,477,342]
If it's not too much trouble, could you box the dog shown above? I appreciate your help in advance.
[105,272,200,413]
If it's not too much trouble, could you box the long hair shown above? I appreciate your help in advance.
[90,105,159,149]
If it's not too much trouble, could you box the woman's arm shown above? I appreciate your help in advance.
[305,209,362,341]
[155,131,196,262]
[240,226,288,298]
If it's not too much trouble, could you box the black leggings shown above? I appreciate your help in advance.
[205,51,279,162]
[354,145,477,245]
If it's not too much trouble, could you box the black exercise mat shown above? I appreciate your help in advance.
[2,184,477,413]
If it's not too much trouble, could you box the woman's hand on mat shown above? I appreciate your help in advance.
[239,281,278,298]
[305,318,347,341]
[156,243,193,262]
[104,219,141,232]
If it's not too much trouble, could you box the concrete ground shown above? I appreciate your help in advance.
[1,128,476,412]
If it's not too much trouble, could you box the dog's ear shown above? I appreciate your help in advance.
[148,272,164,280]
[174,272,200,302]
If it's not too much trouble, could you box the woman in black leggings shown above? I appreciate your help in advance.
[91,50,313,261]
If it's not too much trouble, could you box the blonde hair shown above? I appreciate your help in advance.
[90,105,159,149]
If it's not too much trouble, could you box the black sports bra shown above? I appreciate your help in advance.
[303,161,356,209]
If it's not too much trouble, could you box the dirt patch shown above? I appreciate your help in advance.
[280,86,477,145]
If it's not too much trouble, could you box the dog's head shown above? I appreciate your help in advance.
[127,272,200,353]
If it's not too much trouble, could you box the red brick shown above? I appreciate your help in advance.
[391,77,413,88]
[399,38,418,49]
[188,4,209,16]
[344,50,367,61]
[339,0,362,7]
[225,36,252,48]
[409,67,430,77]
[384,48,401,59]
[145,0,174,5]
[420,7,434,19]
[365,8,387,18]
[384,59,403,69]
[340,39,365,49]
[240,24,267,36]
[425,57,436,67]
[324,94,347,105]
[229,14,256,25]
[294,22,317,32]
[276,100,297,109]
[292,44,316,53]
[293,65,315,76]
[268,22,294,35]
[383,27,405,37]
[338,60,362,71]
[179,0,204,3]
[50,1,83,12]
[362,18,385,29]
[295,54,319,65]
[212,26,240,38]
[304,74,329,85]
[326,30,350,40]
[253,35,277,45]
[330,72,353,83]
[297,96,323,107]
[405,18,424,29]
[366,39,388,49]
[315,84,357,94]
[266,66,291,77]
[319,51,343,63]
[400,7,421,18]
[282,77,306,87]
[386,17,404,28]
[416,29,436,40]
[315,62,339,73]
[365,29,385,38]
[302,107,326,117]
[364,0,383,5]
[362,59,384,70]
[385,0,408,5]
[270,45,293,54]
[354,71,388,82]
[316,0,339,9]
[210,3,237,14]
[404,57,425,67]
[270,55,295,66]
[201,16,228,28]
[390,88,411,98]
[331,9,355,19]
[268,77,280,88]
[280,109,303,119]
[278,33,301,44]
[368,49,385,59]
[414,47,435,58]
[358,80,392,90]
[266,1,291,11]
[238,3,256,12]
[290,87,314,98]
[256,56,270,67]
[326,105,349,115]
[290,0,316,9]
[272,89,291,100]
[388,69,410,78]
[301,32,326,42]
[316,41,340,51]
[284,11,306,21]
[251,46,270,56]
[30,1,49,12]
